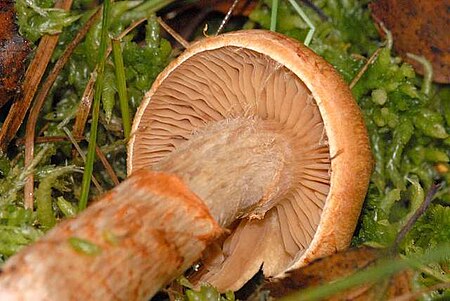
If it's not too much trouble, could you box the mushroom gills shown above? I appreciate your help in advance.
[131,46,331,291]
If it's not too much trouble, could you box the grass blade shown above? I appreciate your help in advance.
[78,0,111,210]
[270,0,279,31]
[287,0,315,46]
[112,39,131,139]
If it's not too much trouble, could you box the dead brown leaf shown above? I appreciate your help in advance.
[370,0,450,83]
[0,0,32,109]
[264,246,414,301]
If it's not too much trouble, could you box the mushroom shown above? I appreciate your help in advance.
[128,29,373,290]
[0,30,372,300]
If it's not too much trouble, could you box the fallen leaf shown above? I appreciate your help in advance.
[370,0,450,83]
[0,0,32,109]
[264,246,413,301]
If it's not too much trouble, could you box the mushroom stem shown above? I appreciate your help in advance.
[0,171,222,301]
[0,118,294,301]
[155,117,294,227]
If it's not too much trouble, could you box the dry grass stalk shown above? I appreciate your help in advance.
[62,128,104,193]
[349,47,383,90]
[157,17,190,49]
[95,146,120,186]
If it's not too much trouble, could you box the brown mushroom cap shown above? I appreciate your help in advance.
[128,30,372,291]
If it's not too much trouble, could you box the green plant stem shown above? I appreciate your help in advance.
[280,245,450,301]
[79,0,111,211]
[287,0,315,46]
[112,39,131,139]
[270,0,279,31]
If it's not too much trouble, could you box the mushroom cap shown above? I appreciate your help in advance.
[128,30,373,291]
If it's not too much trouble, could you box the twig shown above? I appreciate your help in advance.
[349,47,383,89]
[157,17,190,49]
[62,128,103,193]
[116,18,149,40]
[0,0,74,152]
[216,0,240,35]
[23,7,101,210]
[72,74,96,139]
[95,146,120,186]
[393,183,441,248]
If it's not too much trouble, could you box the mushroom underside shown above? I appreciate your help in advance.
[131,46,331,291]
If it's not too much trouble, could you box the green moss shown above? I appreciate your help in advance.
[15,0,81,42]
[68,237,102,256]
